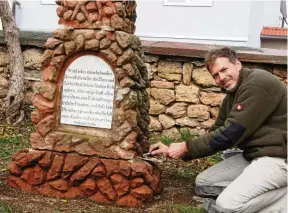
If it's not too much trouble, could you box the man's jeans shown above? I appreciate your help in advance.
[195,154,287,213]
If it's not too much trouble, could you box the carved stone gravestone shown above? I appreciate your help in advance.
[7,0,161,207]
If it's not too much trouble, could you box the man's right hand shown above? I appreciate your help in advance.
[149,142,169,156]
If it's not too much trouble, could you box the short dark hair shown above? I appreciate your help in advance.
[205,47,238,71]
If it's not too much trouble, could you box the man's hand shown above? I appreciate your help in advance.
[167,142,188,159]
[149,142,169,156]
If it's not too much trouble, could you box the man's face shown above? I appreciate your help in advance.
[209,57,242,91]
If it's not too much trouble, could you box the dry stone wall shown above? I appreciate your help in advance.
[143,54,287,140]
[0,46,287,139]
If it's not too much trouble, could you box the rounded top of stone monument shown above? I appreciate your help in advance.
[56,0,137,34]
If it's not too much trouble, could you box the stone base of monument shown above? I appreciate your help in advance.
[7,149,161,207]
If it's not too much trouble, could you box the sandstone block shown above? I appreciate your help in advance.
[131,177,144,188]
[42,66,57,82]
[30,132,45,150]
[56,6,67,17]
[176,117,199,128]
[114,178,129,197]
[192,67,217,87]
[53,28,74,41]
[201,119,215,129]
[7,176,34,193]
[70,160,99,185]
[80,178,97,196]
[111,14,124,30]
[119,160,131,177]
[64,41,76,55]
[162,127,180,140]
[91,165,106,178]
[90,191,112,204]
[149,99,166,115]
[76,12,86,22]
[85,39,99,50]
[151,80,174,89]
[112,121,132,142]
[166,102,187,118]
[101,159,119,176]
[158,114,175,129]
[210,107,219,118]
[47,154,64,181]
[8,161,22,176]
[0,76,8,89]
[158,60,182,74]
[100,38,111,49]
[98,178,117,201]
[200,92,225,106]
[36,115,54,136]
[116,194,142,207]
[41,49,53,66]
[75,34,85,51]
[183,62,193,85]
[116,31,131,48]
[23,48,43,70]
[86,2,97,12]
[180,127,206,136]
[149,116,162,132]
[38,151,52,168]
[158,72,182,81]
[119,131,137,150]
[49,179,69,191]
[33,82,56,100]
[101,49,117,63]
[143,54,159,63]
[187,104,210,121]
[54,44,65,56]
[150,88,175,105]
[0,51,9,66]
[62,155,88,178]
[32,94,55,111]
[117,48,134,66]
[175,85,199,103]
[110,42,123,55]
[131,185,153,202]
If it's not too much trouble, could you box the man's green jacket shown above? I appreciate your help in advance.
[183,68,287,161]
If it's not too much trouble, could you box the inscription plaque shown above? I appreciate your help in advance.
[60,55,115,129]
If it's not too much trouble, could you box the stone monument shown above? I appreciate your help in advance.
[7,0,161,207]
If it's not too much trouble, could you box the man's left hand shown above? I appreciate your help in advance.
[167,142,188,159]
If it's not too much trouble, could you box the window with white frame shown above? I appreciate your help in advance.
[164,0,213,7]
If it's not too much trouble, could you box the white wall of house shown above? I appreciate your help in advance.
[136,0,250,46]
[0,0,286,48]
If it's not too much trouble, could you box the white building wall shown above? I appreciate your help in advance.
[0,0,286,48]
[135,0,250,46]
[16,0,59,31]
[248,1,284,47]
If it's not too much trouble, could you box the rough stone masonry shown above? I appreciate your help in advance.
[7,0,161,207]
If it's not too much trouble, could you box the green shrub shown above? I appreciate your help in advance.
[0,136,29,170]
[161,136,174,145]
[0,203,19,213]
[179,130,198,141]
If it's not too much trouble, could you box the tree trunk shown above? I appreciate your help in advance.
[0,0,25,125]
